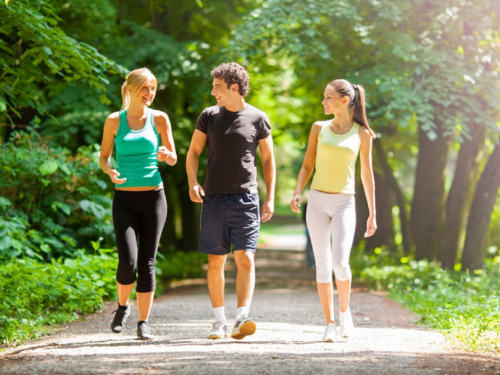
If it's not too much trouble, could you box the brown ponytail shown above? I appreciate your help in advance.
[328,79,376,138]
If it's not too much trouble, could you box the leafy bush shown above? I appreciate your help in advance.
[0,132,114,261]
[350,244,401,279]
[0,251,117,346]
[361,254,500,353]
[156,251,207,282]
[0,249,208,346]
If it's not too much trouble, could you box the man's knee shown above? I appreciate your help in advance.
[234,251,254,273]
[208,254,226,271]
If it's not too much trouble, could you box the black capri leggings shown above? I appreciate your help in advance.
[112,188,167,293]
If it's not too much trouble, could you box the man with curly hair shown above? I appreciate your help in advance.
[187,62,276,340]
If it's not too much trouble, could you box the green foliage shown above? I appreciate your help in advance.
[0,132,113,260]
[0,245,208,347]
[0,0,126,122]
[0,252,117,346]
[350,245,402,279]
[156,251,207,282]
[229,0,500,138]
[489,194,500,249]
[360,253,500,353]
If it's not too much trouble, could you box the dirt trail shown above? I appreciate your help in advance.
[1,239,499,374]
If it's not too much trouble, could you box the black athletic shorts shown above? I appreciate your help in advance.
[199,193,260,255]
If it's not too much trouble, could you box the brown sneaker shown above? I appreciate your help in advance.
[231,318,256,340]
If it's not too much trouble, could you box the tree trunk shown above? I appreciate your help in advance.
[462,141,500,271]
[365,171,395,252]
[441,123,487,269]
[174,154,200,253]
[178,183,200,252]
[0,119,7,143]
[411,121,451,261]
[354,173,369,247]
[373,139,412,254]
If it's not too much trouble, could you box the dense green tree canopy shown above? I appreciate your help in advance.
[0,0,126,124]
[1,0,500,269]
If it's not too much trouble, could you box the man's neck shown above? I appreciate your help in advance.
[224,98,246,112]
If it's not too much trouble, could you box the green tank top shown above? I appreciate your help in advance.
[115,109,163,188]
[310,122,360,194]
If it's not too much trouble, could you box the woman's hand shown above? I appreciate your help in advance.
[290,193,302,213]
[364,215,377,237]
[157,146,172,162]
[109,169,126,184]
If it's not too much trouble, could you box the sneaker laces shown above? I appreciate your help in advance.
[340,309,353,326]
[138,321,152,336]
[212,320,226,331]
[111,307,128,326]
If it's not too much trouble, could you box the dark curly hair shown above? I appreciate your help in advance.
[211,62,250,97]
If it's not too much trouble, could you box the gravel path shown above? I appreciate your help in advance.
[1,245,499,374]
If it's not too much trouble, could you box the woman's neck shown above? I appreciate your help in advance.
[127,103,148,119]
[332,111,353,130]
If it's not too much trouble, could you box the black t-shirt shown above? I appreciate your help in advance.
[195,104,272,194]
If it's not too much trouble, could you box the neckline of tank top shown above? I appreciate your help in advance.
[221,104,250,115]
[124,109,151,133]
[327,122,358,137]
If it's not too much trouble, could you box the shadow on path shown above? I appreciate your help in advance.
[1,245,499,374]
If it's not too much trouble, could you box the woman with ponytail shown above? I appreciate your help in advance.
[290,79,376,342]
[100,68,177,340]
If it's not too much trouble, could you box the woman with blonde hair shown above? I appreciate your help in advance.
[100,68,177,340]
[291,79,376,342]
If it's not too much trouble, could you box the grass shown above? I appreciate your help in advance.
[358,247,500,354]
[156,251,207,282]
[0,251,118,346]
[0,249,208,347]
[260,221,304,238]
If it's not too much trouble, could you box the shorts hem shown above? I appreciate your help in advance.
[199,248,231,255]
[232,246,257,252]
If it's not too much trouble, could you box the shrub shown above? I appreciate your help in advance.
[0,251,117,346]
[361,254,500,353]
[0,132,113,261]
[156,251,207,282]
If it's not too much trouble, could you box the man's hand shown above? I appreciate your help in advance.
[261,199,274,222]
[189,184,205,203]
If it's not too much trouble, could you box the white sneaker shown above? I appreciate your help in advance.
[209,320,227,339]
[339,308,355,338]
[323,322,337,342]
[231,318,256,340]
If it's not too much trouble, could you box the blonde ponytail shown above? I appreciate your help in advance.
[121,81,130,110]
[120,68,158,110]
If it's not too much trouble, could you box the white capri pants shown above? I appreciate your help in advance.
[306,189,356,283]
